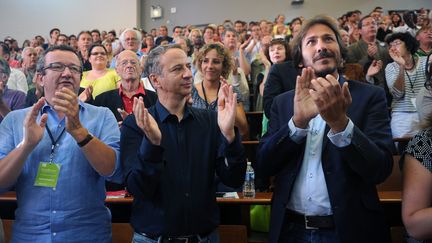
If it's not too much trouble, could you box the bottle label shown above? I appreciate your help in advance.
[245,172,255,181]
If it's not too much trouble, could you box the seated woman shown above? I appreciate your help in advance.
[385,32,428,139]
[80,44,119,99]
[192,43,249,139]
[402,70,432,241]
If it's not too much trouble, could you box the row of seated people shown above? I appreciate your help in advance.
[0,10,430,243]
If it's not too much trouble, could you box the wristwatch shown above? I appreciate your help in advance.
[77,133,94,147]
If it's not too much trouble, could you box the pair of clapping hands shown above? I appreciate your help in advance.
[293,67,352,133]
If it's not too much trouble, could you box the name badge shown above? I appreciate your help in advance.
[34,162,61,188]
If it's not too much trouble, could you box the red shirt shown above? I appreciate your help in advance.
[119,82,146,114]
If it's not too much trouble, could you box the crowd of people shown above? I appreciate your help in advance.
[0,6,432,243]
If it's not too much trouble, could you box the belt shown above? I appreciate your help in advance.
[285,209,335,229]
[136,232,208,243]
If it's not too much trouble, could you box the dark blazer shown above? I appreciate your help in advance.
[93,88,158,122]
[262,61,299,118]
[257,77,394,243]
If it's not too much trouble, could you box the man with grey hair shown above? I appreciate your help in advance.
[121,44,246,242]
[0,57,26,123]
[257,15,393,242]
[110,28,142,68]
[20,47,38,91]
[0,45,121,241]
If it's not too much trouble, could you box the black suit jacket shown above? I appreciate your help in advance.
[93,89,157,121]
[262,61,299,118]
[257,78,394,243]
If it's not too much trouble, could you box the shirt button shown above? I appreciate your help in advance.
[52,232,57,236]
[308,197,312,201]
[185,193,189,197]
[52,187,56,191]
[52,210,56,214]
[309,173,313,178]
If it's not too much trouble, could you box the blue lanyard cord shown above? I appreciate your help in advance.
[45,124,66,163]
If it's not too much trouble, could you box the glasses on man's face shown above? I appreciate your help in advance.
[119,59,138,67]
[91,52,107,56]
[125,38,138,43]
[389,40,403,47]
[43,62,82,75]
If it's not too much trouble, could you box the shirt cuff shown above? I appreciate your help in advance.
[288,118,308,144]
[327,119,354,147]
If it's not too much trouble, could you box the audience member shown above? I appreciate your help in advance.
[77,31,93,71]
[121,44,246,242]
[0,45,121,241]
[385,32,427,138]
[110,28,142,68]
[192,43,249,139]
[94,50,157,123]
[80,44,119,99]
[0,58,26,123]
[257,15,394,243]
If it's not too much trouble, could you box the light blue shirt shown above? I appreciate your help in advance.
[0,101,121,243]
[287,115,354,216]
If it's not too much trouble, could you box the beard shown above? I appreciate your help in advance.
[315,66,337,78]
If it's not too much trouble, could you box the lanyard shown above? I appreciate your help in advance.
[405,70,417,95]
[45,124,66,163]
[201,81,221,109]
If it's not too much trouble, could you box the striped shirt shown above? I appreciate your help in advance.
[385,56,427,112]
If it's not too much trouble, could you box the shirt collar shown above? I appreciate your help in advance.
[119,81,146,96]
[155,99,194,123]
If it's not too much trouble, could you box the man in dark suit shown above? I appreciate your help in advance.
[257,15,394,243]
[94,50,157,124]
[262,61,298,118]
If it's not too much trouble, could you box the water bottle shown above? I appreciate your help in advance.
[243,161,256,198]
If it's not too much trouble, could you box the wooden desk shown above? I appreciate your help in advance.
[0,191,402,204]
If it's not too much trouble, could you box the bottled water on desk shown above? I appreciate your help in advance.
[243,161,255,198]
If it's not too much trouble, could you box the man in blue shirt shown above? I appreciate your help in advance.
[257,15,394,243]
[0,45,121,242]
[121,44,246,242]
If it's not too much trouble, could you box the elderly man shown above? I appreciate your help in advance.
[94,50,157,123]
[20,47,38,90]
[121,44,246,242]
[0,58,26,123]
[110,28,142,68]
[257,15,394,243]
[0,45,121,242]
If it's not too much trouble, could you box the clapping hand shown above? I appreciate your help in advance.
[23,98,48,149]
[217,83,237,143]
[292,67,319,128]
[133,97,161,145]
[309,74,352,133]
[366,60,383,78]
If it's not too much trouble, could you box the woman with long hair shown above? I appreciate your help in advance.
[192,43,249,139]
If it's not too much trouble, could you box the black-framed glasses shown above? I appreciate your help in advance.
[43,62,82,74]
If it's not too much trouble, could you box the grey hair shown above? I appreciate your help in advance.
[119,28,142,51]
[144,44,183,77]
[0,57,11,77]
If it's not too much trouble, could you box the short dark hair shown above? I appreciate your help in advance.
[0,57,11,76]
[385,32,419,55]
[0,43,10,56]
[36,45,82,75]
[77,30,91,40]
[264,38,291,64]
[88,43,107,56]
[91,29,101,35]
[291,15,347,69]
[50,28,60,36]
[108,30,116,37]
[358,15,374,29]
